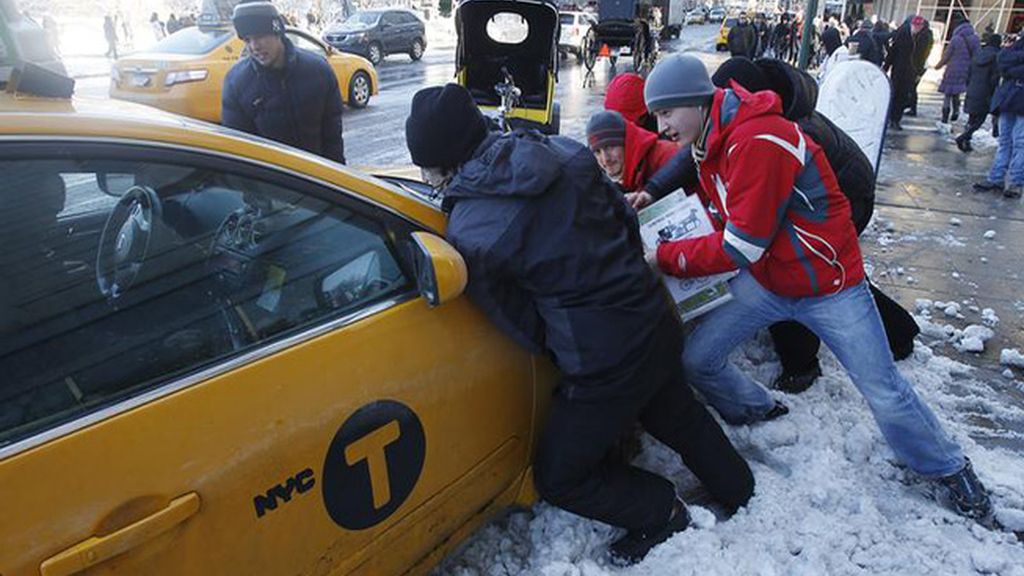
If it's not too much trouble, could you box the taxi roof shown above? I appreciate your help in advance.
[0,93,444,232]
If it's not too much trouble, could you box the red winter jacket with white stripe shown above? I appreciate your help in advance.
[655,85,865,297]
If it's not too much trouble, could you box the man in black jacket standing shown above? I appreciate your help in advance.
[405,84,754,566]
[728,13,758,58]
[222,1,345,163]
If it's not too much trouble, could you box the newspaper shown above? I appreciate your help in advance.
[638,192,736,322]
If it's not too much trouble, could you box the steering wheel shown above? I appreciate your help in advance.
[96,185,162,300]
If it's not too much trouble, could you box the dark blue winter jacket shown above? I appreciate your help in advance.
[442,130,671,399]
[992,38,1024,115]
[222,37,345,163]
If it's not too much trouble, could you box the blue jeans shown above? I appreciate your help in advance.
[988,113,1024,186]
[682,271,965,477]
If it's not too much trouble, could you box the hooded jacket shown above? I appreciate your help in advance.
[222,36,345,163]
[656,87,865,297]
[937,22,980,95]
[965,43,1001,116]
[443,130,670,399]
[620,122,680,192]
[605,73,658,132]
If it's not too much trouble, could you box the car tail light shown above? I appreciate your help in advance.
[164,69,209,87]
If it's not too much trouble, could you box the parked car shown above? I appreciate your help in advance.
[323,9,426,66]
[716,16,737,51]
[0,88,558,576]
[558,10,597,60]
[109,25,378,123]
[684,8,706,24]
[708,7,726,22]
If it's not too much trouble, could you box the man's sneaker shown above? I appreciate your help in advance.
[1005,186,1022,199]
[773,362,822,394]
[973,181,1004,193]
[937,459,993,520]
[762,400,790,422]
[608,500,690,566]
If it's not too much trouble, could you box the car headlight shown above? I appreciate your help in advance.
[164,69,209,87]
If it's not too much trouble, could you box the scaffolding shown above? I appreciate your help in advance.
[875,0,1024,36]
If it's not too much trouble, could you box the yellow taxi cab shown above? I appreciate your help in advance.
[109,25,379,123]
[716,15,738,51]
[0,90,557,575]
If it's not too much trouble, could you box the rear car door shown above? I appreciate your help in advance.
[0,141,538,576]
[380,12,403,52]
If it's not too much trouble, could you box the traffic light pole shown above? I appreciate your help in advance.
[797,0,820,70]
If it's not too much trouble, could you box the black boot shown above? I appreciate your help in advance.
[609,499,691,566]
[941,108,950,124]
[936,459,992,520]
[773,361,822,394]
[973,181,1004,193]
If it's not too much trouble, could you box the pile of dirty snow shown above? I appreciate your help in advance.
[435,336,1024,576]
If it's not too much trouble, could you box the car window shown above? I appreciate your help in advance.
[725,18,737,27]
[559,14,574,25]
[287,31,327,58]
[152,26,232,55]
[382,12,401,26]
[399,12,420,25]
[0,150,415,450]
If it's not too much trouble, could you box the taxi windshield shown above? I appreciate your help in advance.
[154,27,232,55]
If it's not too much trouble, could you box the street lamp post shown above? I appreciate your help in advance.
[797,0,819,69]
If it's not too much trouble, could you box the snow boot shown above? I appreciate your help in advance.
[936,459,992,520]
[762,400,790,422]
[1005,186,1022,199]
[955,135,972,152]
[773,361,823,394]
[608,499,690,566]
[973,181,1004,193]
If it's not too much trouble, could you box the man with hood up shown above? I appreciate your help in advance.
[222,1,345,163]
[604,72,659,133]
[405,84,754,565]
[643,54,992,522]
[586,110,679,196]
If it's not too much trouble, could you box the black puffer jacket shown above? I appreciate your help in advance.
[646,59,876,233]
[965,44,1000,116]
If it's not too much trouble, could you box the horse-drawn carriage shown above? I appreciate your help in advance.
[580,0,658,76]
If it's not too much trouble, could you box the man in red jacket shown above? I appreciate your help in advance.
[642,54,992,521]
[586,110,679,194]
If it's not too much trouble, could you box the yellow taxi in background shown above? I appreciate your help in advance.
[0,91,556,575]
[110,26,379,123]
[716,16,738,51]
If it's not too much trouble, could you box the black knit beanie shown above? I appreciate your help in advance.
[406,84,489,169]
[711,57,770,93]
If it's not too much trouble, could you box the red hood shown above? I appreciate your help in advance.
[620,121,662,191]
[605,73,649,126]
[703,83,785,158]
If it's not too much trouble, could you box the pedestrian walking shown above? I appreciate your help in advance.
[872,19,892,64]
[728,13,758,58]
[957,33,1001,152]
[886,15,932,129]
[150,12,166,41]
[848,20,882,65]
[936,20,980,124]
[973,34,1024,198]
[405,83,755,566]
[103,15,118,59]
[644,54,993,521]
[222,1,346,164]
[167,13,181,35]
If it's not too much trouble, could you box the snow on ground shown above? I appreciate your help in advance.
[435,336,1024,576]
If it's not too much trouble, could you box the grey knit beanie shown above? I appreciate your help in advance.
[233,1,284,38]
[644,54,717,112]
[586,110,627,149]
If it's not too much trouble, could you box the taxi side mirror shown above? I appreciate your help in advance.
[410,232,467,307]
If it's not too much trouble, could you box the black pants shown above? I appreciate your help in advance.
[960,112,988,143]
[769,283,920,374]
[534,317,754,533]
[942,94,962,123]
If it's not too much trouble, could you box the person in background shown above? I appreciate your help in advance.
[167,13,181,35]
[406,83,755,566]
[848,19,882,65]
[728,12,757,58]
[936,20,980,124]
[150,12,166,41]
[586,110,679,196]
[957,33,1002,152]
[605,73,659,133]
[974,33,1024,198]
[222,1,345,163]
[103,15,118,59]
[872,19,892,64]
[643,54,993,523]
[886,15,931,129]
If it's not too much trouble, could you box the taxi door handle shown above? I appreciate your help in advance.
[40,492,201,576]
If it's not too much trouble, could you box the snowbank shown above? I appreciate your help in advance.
[437,337,1024,575]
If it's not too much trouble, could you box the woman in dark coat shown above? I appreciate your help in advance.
[956,33,1002,151]
[936,21,981,123]
[886,18,920,129]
